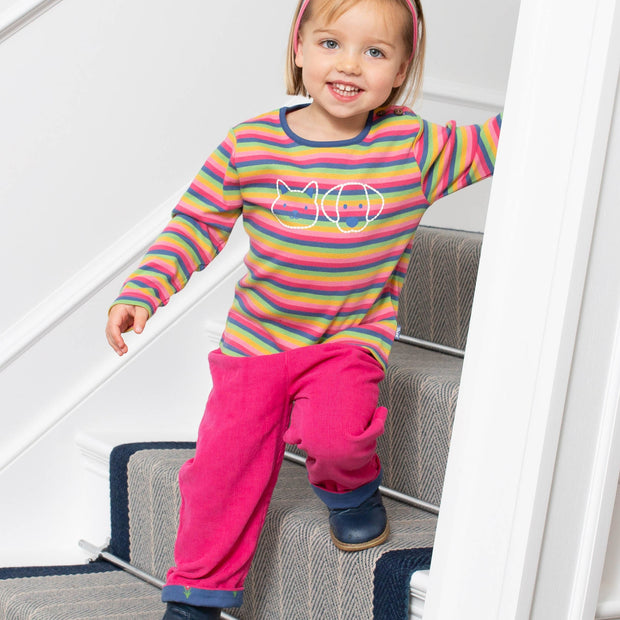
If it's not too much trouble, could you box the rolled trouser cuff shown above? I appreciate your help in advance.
[162,585,242,608]
[312,471,383,509]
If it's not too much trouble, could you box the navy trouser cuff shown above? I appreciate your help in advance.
[312,471,382,509]
[162,585,243,608]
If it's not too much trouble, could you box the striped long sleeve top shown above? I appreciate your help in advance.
[114,104,502,368]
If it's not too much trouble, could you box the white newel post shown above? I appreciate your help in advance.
[423,0,620,618]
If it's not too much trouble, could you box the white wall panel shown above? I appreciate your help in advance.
[423,0,519,92]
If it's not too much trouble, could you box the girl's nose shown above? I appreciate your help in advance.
[336,53,361,75]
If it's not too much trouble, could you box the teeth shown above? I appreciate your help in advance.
[332,83,360,96]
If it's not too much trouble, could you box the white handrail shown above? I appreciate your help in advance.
[0,0,63,44]
[0,189,180,373]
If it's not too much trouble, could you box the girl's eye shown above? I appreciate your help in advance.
[321,39,339,50]
[366,48,385,58]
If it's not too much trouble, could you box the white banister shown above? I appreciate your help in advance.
[0,188,180,373]
[0,0,63,44]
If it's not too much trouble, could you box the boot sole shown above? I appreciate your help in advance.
[330,522,390,552]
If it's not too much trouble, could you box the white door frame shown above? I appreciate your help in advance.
[423,0,620,617]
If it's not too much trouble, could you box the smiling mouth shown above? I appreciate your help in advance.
[330,82,362,97]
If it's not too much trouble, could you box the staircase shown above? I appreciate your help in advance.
[0,225,482,620]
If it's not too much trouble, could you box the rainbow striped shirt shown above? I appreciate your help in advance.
[115,105,501,368]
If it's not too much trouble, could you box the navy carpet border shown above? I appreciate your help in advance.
[373,547,433,620]
[108,442,195,561]
[0,559,119,580]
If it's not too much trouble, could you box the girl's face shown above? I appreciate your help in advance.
[295,0,409,132]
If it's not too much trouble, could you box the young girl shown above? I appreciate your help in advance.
[106,0,501,618]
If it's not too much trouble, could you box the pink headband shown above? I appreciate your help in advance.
[293,0,419,63]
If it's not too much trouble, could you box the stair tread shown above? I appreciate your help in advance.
[378,341,462,505]
[399,226,482,351]
[386,340,463,378]
[0,564,164,619]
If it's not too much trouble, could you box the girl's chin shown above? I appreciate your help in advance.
[311,106,369,124]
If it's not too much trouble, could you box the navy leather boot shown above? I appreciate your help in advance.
[329,489,390,551]
[162,602,221,620]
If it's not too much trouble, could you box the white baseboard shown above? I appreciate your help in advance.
[423,76,505,111]
[409,570,430,620]
[597,602,620,620]
[76,428,198,480]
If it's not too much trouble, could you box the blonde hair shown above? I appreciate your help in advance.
[285,0,426,108]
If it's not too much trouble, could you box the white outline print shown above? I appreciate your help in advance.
[270,180,320,229]
[321,182,385,233]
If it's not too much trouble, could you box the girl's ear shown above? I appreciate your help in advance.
[392,59,409,88]
[295,35,304,68]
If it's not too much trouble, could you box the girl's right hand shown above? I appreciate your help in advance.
[105,304,150,356]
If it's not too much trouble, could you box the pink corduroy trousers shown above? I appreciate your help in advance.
[162,342,387,608]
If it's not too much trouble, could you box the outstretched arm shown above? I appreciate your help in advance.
[413,113,502,204]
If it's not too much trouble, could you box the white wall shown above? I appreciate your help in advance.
[414,0,518,231]
[0,0,517,566]
[0,0,290,330]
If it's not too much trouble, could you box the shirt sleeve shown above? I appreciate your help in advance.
[112,130,243,316]
[413,113,502,205]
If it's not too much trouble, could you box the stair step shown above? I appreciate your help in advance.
[0,562,164,619]
[378,341,462,507]
[399,226,482,351]
[113,446,436,619]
